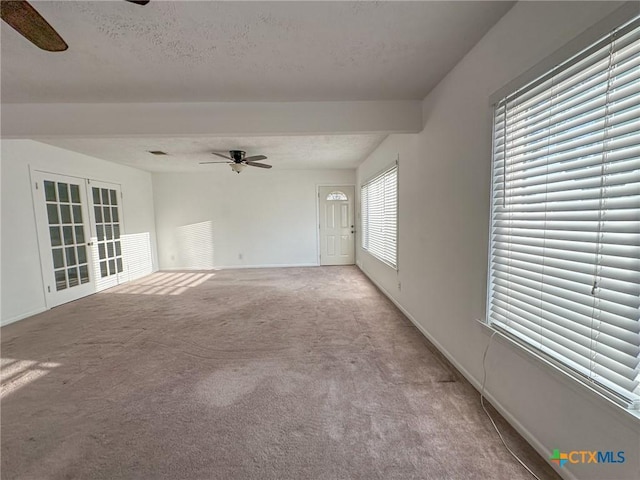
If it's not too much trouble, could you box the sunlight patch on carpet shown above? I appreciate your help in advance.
[104,272,214,295]
[1,358,61,399]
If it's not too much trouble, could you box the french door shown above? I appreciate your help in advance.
[32,172,95,307]
[33,172,128,308]
[87,180,127,290]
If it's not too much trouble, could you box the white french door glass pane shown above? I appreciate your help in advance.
[88,181,126,291]
[32,172,95,308]
[92,186,124,278]
[43,180,91,290]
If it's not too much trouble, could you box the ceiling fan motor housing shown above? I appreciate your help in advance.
[229,150,246,163]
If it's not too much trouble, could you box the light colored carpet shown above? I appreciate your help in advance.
[1,266,559,479]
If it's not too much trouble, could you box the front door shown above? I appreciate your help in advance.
[318,186,355,265]
[32,171,95,308]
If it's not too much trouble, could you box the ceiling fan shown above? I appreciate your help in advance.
[200,150,273,174]
[1,0,149,52]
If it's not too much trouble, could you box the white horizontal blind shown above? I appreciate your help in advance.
[489,17,640,409]
[361,164,398,267]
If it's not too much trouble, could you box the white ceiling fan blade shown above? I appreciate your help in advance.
[244,155,267,163]
[246,161,272,169]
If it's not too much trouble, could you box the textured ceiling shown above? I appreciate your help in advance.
[39,134,388,172]
[1,1,514,103]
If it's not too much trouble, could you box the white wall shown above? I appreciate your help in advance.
[1,140,158,325]
[357,3,639,480]
[153,168,355,269]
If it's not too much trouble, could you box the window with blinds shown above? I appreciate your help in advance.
[361,164,398,268]
[488,17,640,409]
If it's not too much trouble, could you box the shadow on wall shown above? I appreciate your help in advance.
[88,231,154,292]
[122,232,154,281]
[177,221,215,270]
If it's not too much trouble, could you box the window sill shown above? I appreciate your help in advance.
[360,248,398,271]
[477,319,640,424]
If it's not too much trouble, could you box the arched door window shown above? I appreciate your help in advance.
[326,191,348,201]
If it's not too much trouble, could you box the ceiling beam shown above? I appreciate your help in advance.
[1,101,422,139]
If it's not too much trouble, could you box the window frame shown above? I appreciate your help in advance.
[360,162,399,269]
[485,13,640,412]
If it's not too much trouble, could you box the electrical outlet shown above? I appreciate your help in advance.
[397,281,402,291]
[238,253,243,260]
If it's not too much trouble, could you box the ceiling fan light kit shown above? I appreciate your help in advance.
[230,163,246,174]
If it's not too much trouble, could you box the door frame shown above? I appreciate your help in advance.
[315,184,356,266]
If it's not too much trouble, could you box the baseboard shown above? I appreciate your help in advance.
[357,265,571,480]
[1,307,48,327]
